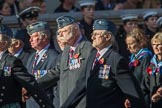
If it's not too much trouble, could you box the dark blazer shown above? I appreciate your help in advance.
[61,47,147,108]
[86,48,146,108]
[0,51,54,108]
[26,45,58,75]
[132,54,152,85]
[26,45,58,101]
[38,37,93,108]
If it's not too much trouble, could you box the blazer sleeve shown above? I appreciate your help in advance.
[12,58,54,108]
[115,57,147,108]
[37,55,61,90]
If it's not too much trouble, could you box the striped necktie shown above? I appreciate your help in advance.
[92,52,100,69]
[33,53,39,69]
[69,48,74,59]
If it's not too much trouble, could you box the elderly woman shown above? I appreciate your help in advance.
[142,32,162,108]
[126,27,152,85]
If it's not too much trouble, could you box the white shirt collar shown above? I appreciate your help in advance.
[97,45,112,59]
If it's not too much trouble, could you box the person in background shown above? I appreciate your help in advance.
[142,11,159,39]
[0,23,54,108]
[31,0,47,14]
[79,0,96,42]
[126,27,152,85]
[5,0,19,15]
[142,32,162,108]
[25,21,58,108]
[120,0,161,9]
[8,38,30,66]
[19,0,31,11]
[54,0,79,13]
[0,0,11,16]
[116,14,139,60]
[95,0,125,10]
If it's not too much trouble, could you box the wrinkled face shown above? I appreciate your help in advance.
[145,16,158,29]
[29,32,44,50]
[152,41,162,56]
[124,21,138,34]
[91,30,109,50]
[81,5,95,19]
[57,24,74,44]
[1,2,11,16]
[126,36,140,54]
[57,32,67,50]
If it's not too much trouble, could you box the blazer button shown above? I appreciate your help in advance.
[34,94,38,97]
[39,99,42,102]
[2,86,5,90]
[0,93,4,96]
[42,105,45,108]
[0,99,3,102]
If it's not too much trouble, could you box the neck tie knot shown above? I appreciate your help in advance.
[33,53,39,68]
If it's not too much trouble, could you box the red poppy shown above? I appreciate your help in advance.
[74,53,80,59]
[99,58,104,64]
[133,60,139,67]
[146,67,152,75]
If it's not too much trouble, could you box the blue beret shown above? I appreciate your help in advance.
[27,21,50,35]
[19,6,40,20]
[93,19,116,36]
[0,24,13,37]
[56,16,76,29]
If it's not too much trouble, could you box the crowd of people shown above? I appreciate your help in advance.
[1,0,162,108]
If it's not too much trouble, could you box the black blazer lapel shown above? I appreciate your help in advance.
[0,52,8,77]
[18,51,25,60]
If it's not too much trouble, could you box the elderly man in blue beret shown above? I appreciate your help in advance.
[22,21,58,108]
[0,24,54,108]
[60,19,147,108]
[37,15,93,108]
[86,19,146,108]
